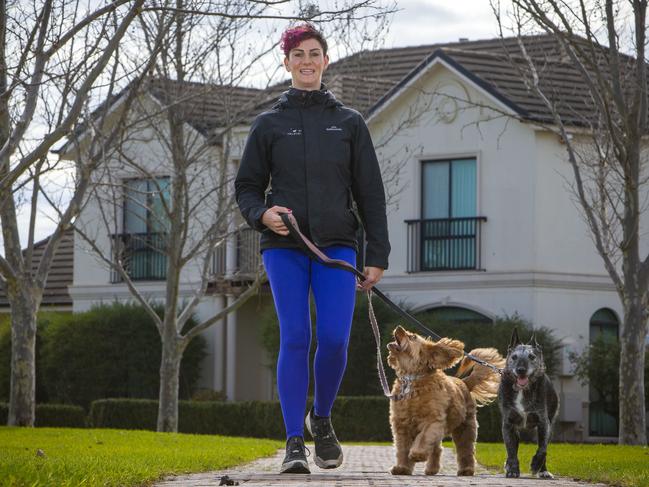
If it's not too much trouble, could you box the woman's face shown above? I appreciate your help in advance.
[284,37,329,91]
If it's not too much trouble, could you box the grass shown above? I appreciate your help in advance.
[0,426,282,487]
[475,442,649,487]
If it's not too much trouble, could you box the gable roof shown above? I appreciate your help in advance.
[0,229,74,309]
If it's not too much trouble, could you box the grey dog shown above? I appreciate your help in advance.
[498,328,559,479]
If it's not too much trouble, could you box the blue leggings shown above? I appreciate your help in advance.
[262,246,357,439]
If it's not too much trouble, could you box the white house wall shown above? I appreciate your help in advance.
[367,61,623,439]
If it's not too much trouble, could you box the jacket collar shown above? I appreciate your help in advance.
[274,83,342,109]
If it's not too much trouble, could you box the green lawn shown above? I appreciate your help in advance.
[475,442,649,487]
[0,426,282,487]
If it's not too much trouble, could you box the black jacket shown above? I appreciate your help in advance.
[234,86,390,269]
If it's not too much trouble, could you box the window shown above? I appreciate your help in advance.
[422,158,477,220]
[588,308,619,437]
[112,177,170,282]
[124,178,170,234]
[413,158,483,270]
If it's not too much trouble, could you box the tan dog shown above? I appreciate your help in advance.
[387,325,505,476]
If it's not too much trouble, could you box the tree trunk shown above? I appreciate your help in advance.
[8,290,37,426]
[619,298,647,445]
[157,328,183,432]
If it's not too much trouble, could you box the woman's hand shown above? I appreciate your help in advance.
[261,206,292,236]
[358,266,384,291]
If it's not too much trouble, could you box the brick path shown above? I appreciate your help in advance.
[155,444,608,486]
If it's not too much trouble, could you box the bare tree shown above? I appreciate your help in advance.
[0,0,156,427]
[68,0,394,432]
[491,0,648,445]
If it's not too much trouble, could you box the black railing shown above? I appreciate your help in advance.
[110,232,167,282]
[405,217,487,272]
[212,227,261,279]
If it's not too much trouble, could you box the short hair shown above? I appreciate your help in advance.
[280,23,328,57]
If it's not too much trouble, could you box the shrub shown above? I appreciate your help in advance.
[39,302,207,408]
[260,294,562,397]
[0,402,86,427]
[0,312,69,403]
[88,396,504,441]
[570,338,649,420]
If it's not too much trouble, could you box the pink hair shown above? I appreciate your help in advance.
[280,23,328,57]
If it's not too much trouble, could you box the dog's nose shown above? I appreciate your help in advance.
[516,367,527,376]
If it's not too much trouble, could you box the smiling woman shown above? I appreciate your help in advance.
[235,22,391,475]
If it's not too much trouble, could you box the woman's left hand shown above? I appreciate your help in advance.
[358,266,384,291]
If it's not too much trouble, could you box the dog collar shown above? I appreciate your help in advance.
[395,374,424,401]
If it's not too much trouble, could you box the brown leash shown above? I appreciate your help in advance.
[279,213,503,400]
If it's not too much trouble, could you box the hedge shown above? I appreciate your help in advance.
[0,303,207,409]
[88,396,504,441]
[261,295,562,397]
[0,403,86,428]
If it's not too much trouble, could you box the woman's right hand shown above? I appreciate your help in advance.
[261,206,292,236]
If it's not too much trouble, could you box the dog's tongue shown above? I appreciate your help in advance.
[517,377,529,387]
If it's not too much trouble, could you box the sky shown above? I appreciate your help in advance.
[384,0,505,47]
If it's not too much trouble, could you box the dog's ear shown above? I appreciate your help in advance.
[529,332,542,350]
[508,327,520,351]
[426,338,464,370]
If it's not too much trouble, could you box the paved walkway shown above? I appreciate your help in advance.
[155,445,608,486]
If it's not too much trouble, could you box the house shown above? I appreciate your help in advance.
[59,34,630,441]
[0,229,75,313]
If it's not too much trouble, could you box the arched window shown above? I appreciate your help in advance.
[420,306,492,324]
[588,308,619,437]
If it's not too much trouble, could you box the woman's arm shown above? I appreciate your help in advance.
[235,116,272,231]
[350,113,391,271]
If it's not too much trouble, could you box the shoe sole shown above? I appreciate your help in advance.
[305,412,344,469]
[280,459,310,474]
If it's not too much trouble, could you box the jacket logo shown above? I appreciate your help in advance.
[325,125,343,132]
[287,128,302,136]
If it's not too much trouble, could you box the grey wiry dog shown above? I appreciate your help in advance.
[498,328,559,479]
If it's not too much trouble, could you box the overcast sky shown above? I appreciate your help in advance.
[384,0,505,47]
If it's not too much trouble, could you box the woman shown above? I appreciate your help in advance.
[235,23,390,474]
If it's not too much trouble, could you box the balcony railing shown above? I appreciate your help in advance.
[110,232,167,282]
[212,227,261,280]
[405,217,487,272]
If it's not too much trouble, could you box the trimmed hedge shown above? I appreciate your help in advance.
[0,402,86,428]
[88,396,504,441]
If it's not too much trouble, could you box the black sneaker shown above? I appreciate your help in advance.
[280,436,310,474]
[305,408,343,469]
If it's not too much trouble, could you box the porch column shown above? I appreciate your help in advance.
[225,294,237,401]
[212,294,226,393]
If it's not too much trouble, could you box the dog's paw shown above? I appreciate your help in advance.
[390,465,413,475]
[537,470,554,479]
[408,449,428,463]
[457,467,475,476]
[424,467,439,476]
[530,452,547,474]
[504,459,520,478]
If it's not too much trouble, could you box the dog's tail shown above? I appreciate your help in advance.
[456,348,505,406]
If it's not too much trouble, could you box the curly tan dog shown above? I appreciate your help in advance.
[387,325,504,476]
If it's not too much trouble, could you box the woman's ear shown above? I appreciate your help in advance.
[284,56,290,72]
[426,338,465,370]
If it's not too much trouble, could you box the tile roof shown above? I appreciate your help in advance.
[0,229,74,309]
